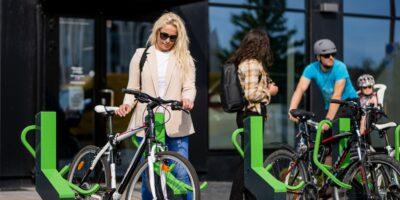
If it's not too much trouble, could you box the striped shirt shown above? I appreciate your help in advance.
[238,59,273,114]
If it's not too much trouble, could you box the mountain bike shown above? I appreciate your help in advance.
[265,99,400,199]
[67,89,201,200]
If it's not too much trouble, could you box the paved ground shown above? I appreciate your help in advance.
[0,181,232,200]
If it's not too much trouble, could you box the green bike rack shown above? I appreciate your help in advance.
[34,112,76,200]
[21,111,101,199]
[232,123,305,193]
[243,116,286,199]
[314,120,352,189]
[395,125,400,161]
[231,128,244,158]
[338,118,351,168]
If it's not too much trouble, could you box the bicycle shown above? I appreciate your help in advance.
[362,104,398,157]
[264,99,400,199]
[67,88,201,200]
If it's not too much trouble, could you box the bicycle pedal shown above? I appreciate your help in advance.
[102,187,114,193]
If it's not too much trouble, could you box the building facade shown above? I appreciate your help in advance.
[1,0,400,188]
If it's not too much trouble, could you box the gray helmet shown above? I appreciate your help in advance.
[314,39,337,55]
[357,74,375,87]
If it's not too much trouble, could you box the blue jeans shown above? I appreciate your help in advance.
[139,135,192,200]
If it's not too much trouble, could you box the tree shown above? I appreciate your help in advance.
[216,0,305,103]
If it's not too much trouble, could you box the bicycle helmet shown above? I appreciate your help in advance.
[314,39,337,55]
[357,74,375,87]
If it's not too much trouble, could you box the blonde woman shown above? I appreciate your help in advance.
[115,12,196,199]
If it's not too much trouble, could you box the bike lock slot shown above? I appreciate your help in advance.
[313,120,352,189]
[394,125,400,161]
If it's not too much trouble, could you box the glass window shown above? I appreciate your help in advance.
[396,0,400,17]
[286,0,304,10]
[106,20,152,73]
[106,20,152,134]
[344,17,400,147]
[344,17,390,71]
[344,0,390,16]
[209,0,248,5]
[209,0,304,10]
[59,18,95,155]
[209,6,305,149]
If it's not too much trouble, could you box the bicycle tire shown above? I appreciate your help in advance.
[264,149,310,200]
[339,154,400,200]
[67,145,111,197]
[124,151,201,200]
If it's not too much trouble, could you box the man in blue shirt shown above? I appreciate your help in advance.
[288,39,358,198]
[288,39,358,126]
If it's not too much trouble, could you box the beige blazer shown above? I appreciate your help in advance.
[123,45,196,137]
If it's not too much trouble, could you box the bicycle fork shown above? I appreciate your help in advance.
[148,144,167,200]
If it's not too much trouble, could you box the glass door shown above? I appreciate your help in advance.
[59,17,96,160]
[56,17,152,166]
[105,19,152,173]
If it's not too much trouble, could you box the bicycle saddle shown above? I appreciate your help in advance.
[94,105,119,115]
[290,109,315,120]
[372,122,397,131]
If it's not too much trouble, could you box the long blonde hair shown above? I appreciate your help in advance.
[147,12,194,75]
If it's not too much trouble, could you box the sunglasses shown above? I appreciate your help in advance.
[321,53,336,59]
[362,86,373,89]
[159,32,178,42]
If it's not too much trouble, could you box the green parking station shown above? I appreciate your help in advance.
[20,111,207,199]
[21,112,102,200]
[18,111,400,199]
[230,116,382,198]
[232,116,290,199]
[242,116,286,199]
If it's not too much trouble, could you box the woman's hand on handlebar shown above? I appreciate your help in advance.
[182,99,194,110]
[115,104,132,117]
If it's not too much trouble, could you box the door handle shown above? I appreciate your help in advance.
[101,89,114,106]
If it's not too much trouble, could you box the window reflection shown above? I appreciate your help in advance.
[344,0,390,16]
[209,0,304,9]
[106,20,152,73]
[209,5,305,149]
[59,18,95,156]
[344,16,400,147]
[106,20,152,134]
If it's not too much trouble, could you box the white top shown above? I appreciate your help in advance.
[155,49,170,98]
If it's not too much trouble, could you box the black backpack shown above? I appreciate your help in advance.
[220,63,246,113]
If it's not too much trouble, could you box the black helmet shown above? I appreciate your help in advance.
[314,39,337,55]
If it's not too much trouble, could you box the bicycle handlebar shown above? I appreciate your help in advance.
[330,99,387,117]
[122,88,189,113]
[330,99,359,107]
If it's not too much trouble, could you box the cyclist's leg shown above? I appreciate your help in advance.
[166,135,192,200]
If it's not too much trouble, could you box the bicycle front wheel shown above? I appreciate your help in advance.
[124,151,200,200]
[67,145,111,197]
[264,149,310,200]
[339,154,400,200]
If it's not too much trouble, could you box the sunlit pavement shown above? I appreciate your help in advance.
[0,181,233,200]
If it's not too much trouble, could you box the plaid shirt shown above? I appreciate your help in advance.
[238,59,272,114]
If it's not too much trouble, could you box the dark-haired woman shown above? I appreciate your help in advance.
[228,29,278,200]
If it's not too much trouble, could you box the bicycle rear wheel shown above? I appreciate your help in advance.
[124,151,200,200]
[339,154,400,200]
[67,145,111,197]
[264,149,310,200]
